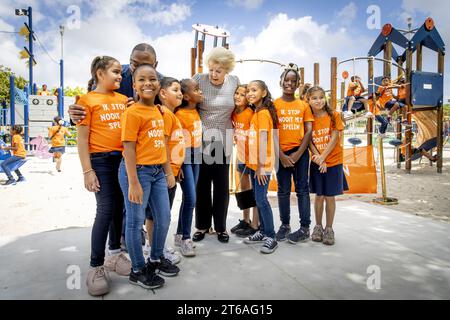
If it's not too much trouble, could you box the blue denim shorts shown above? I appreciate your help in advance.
[385,100,405,110]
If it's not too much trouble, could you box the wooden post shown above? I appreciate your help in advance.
[437,49,445,173]
[367,57,375,146]
[405,48,413,173]
[197,40,204,74]
[340,82,346,110]
[396,59,404,168]
[190,47,196,77]
[383,41,392,78]
[331,58,337,110]
[314,63,320,86]
[300,67,305,86]
[416,44,423,71]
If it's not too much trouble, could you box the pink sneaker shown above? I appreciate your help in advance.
[86,266,110,296]
[104,252,131,276]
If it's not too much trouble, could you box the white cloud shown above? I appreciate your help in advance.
[336,2,358,26]
[227,0,264,10]
[230,13,372,98]
[143,3,191,26]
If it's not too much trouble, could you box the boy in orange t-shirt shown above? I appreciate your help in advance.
[377,76,407,122]
[343,76,372,118]
[1,125,26,185]
[308,86,349,246]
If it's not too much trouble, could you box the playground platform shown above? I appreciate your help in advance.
[0,199,449,300]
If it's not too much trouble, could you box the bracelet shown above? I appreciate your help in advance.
[165,173,173,177]
[83,169,94,175]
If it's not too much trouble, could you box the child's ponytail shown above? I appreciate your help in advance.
[88,55,119,92]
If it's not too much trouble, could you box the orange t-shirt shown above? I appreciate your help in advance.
[398,85,407,100]
[247,109,275,172]
[48,126,69,147]
[275,98,314,152]
[121,103,167,165]
[12,134,26,158]
[311,111,344,167]
[175,108,202,149]
[377,86,395,108]
[232,107,254,164]
[347,81,362,97]
[162,106,185,177]
[76,91,128,153]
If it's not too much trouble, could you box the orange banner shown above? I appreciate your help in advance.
[343,145,377,194]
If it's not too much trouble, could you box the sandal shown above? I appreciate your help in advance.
[192,230,207,242]
[217,232,229,243]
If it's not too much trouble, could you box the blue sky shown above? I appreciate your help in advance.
[0,0,448,100]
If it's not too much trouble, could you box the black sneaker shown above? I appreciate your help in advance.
[129,266,164,290]
[16,176,26,182]
[230,219,251,233]
[287,227,310,244]
[235,226,258,238]
[275,224,291,242]
[260,238,278,254]
[243,230,266,244]
[3,179,16,186]
[150,257,180,277]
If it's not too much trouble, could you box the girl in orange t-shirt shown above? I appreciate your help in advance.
[174,78,203,255]
[308,86,349,246]
[230,84,259,237]
[144,77,185,261]
[274,65,314,244]
[119,64,179,286]
[0,125,26,185]
[48,116,70,172]
[76,56,131,296]
[243,80,278,254]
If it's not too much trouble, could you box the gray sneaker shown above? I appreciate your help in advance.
[180,239,196,257]
[260,238,278,254]
[311,225,324,242]
[323,227,335,246]
[287,227,310,244]
[243,231,267,244]
[275,224,291,242]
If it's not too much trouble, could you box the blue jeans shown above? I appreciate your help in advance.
[249,169,275,239]
[90,153,123,267]
[1,156,24,180]
[276,148,311,228]
[177,163,200,240]
[376,115,389,134]
[119,161,171,270]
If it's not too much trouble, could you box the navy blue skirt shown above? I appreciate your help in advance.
[309,163,349,197]
[49,146,66,154]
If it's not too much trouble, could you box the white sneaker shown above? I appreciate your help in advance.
[180,239,196,257]
[365,111,374,118]
[345,111,353,117]
[174,234,182,247]
[164,249,182,265]
[378,133,387,139]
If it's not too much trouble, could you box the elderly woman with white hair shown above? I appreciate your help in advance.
[191,47,240,243]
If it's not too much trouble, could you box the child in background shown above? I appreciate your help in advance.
[243,80,278,254]
[274,64,314,244]
[307,86,348,246]
[377,76,407,123]
[174,78,203,255]
[77,56,131,296]
[230,84,260,237]
[0,125,26,185]
[396,77,408,105]
[368,94,389,138]
[48,116,70,172]
[144,77,185,262]
[343,76,372,118]
[119,64,179,291]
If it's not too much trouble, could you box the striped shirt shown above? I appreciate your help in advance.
[192,73,240,149]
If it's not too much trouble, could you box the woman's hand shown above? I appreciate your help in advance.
[256,168,268,185]
[166,173,176,189]
[84,171,100,193]
[129,182,143,204]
